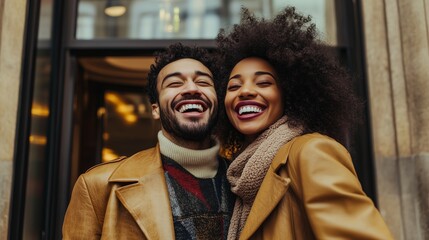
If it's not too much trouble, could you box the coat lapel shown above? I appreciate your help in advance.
[240,139,296,239]
[109,145,175,240]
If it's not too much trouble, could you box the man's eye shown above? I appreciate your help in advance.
[196,80,213,86]
[167,82,183,87]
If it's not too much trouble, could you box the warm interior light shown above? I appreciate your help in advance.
[105,6,126,17]
[104,0,126,17]
[124,114,138,124]
[29,135,47,145]
[102,148,119,162]
[105,92,138,124]
[105,93,120,104]
[31,103,50,117]
[116,104,134,114]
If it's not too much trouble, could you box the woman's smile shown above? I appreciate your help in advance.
[225,57,284,137]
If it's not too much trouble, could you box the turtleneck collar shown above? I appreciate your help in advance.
[158,131,220,178]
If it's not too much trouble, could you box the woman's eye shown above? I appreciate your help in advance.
[257,81,273,87]
[227,85,240,91]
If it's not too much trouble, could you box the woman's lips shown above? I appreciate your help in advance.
[236,111,264,120]
[234,100,266,120]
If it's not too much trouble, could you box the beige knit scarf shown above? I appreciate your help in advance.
[227,116,302,240]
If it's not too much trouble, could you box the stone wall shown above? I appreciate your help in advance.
[361,0,429,239]
[0,0,27,238]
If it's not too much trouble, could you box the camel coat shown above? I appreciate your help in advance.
[239,133,394,240]
[62,145,176,239]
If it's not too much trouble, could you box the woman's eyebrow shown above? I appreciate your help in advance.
[229,71,276,81]
[255,71,276,78]
[229,74,241,80]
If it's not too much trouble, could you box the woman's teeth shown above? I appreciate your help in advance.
[238,105,262,115]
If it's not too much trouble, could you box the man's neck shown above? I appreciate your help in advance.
[158,131,220,178]
[161,129,212,150]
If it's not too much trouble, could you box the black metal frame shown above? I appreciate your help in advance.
[337,0,377,202]
[42,0,68,237]
[8,0,41,238]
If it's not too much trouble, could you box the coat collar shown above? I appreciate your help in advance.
[240,138,296,239]
[108,145,175,240]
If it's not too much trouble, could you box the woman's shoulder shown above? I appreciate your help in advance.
[271,133,339,169]
[290,133,346,154]
[287,133,354,172]
[293,132,334,143]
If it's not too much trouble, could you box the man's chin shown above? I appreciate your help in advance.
[176,124,212,140]
[177,113,210,122]
[159,107,217,141]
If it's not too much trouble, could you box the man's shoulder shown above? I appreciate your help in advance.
[81,146,160,182]
[84,156,127,175]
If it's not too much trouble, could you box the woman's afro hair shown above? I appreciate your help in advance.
[215,6,362,151]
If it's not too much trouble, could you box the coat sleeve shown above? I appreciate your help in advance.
[63,174,101,239]
[288,135,394,239]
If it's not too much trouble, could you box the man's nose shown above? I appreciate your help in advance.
[182,81,201,95]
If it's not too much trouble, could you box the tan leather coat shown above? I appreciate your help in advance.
[239,133,394,240]
[62,145,176,239]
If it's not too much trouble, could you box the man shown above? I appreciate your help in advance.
[63,43,234,239]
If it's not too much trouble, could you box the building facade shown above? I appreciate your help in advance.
[0,0,428,239]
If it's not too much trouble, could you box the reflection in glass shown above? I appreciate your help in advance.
[102,90,160,162]
[76,0,337,43]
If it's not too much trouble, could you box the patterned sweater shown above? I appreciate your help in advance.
[162,155,234,240]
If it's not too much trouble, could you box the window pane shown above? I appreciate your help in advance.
[102,90,160,162]
[76,0,337,44]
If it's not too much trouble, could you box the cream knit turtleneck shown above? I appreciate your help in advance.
[157,131,220,178]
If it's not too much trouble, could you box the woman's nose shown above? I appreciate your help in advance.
[239,84,257,99]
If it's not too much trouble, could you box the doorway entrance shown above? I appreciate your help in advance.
[70,56,160,183]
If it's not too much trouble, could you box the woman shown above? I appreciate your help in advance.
[215,7,394,240]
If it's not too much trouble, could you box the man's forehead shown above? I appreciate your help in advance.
[158,58,212,77]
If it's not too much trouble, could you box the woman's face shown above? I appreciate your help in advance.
[225,57,284,140]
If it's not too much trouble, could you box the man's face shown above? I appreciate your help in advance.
[151,58,218,142]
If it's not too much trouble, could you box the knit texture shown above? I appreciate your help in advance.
[158,131,220,178]
[162,155,234,240]
[227,116,302,239]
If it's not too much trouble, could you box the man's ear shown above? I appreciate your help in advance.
[152,103,160,119]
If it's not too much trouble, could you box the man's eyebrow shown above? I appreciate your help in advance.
[162,72,181,84]
[195,70,213,79]
[161,70,213,86]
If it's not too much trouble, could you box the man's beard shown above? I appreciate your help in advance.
[158,105,218,141]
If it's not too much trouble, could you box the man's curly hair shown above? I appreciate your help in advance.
[147,43,217,104]
[215,7,362,153]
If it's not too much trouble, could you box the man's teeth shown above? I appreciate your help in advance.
[178,104,204,113]
[238,105,262,115]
